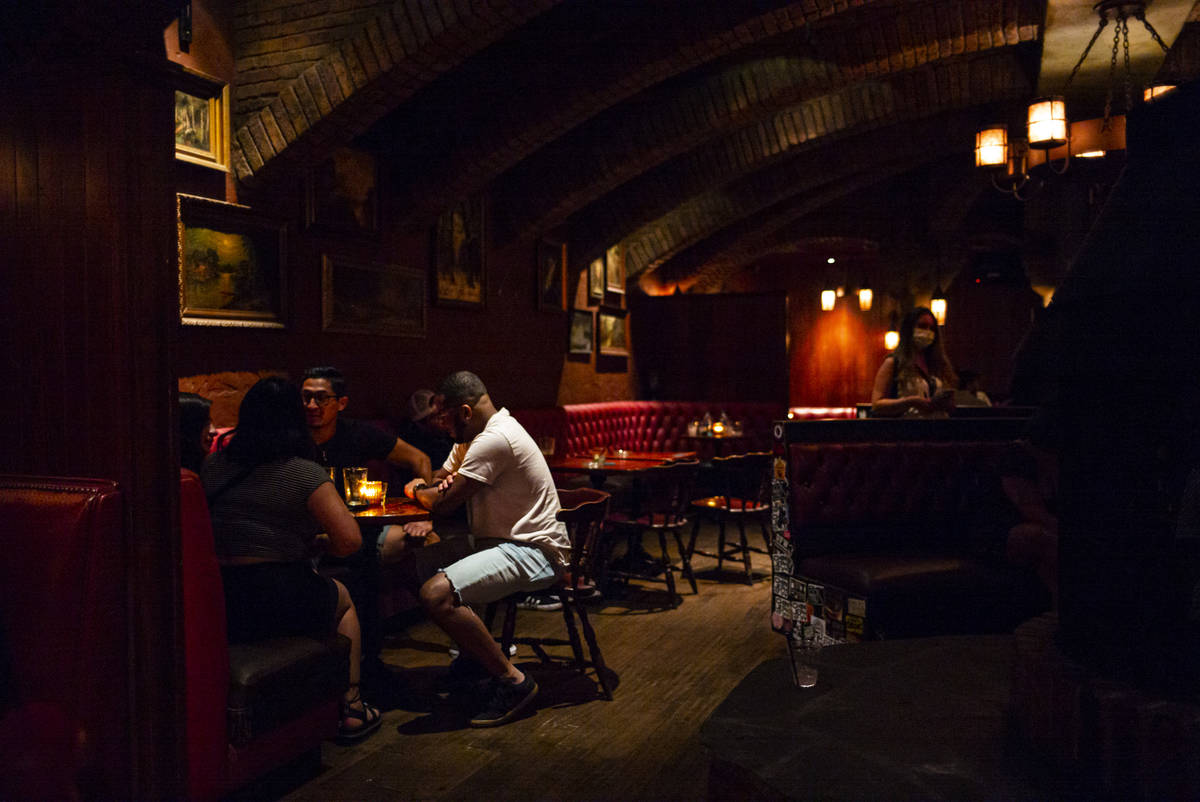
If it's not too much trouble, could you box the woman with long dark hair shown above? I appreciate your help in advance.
[871,306,958,418]
[179,392,215,473]
[201,377,381,742]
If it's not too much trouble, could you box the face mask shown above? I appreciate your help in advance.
[912,329,935,349]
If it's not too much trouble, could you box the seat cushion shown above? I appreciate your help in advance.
[798,553,989,597]
[227,634,350,747]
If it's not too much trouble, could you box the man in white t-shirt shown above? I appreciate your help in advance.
[403,371,568,727]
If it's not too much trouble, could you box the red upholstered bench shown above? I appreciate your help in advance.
[180,470,349,799]
[512,401,784,457]
[776,437,1050,641]
[0,475,132,799]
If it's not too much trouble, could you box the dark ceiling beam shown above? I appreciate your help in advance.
[564,48,1032,280]
[373,0,894,227]
[491,0,1043,250]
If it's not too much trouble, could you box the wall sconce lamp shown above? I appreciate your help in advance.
[820,288,836,312]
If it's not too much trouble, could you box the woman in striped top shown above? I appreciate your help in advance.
[201,377,381,742]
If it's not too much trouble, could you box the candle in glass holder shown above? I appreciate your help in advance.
[711,420,726,435]
[342,467,369,508]
[359,481,384,505]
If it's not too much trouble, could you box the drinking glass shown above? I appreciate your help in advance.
[588,444,607,467]
[788,628,820,689]
[342,467,368,508]
[537,436,556,457]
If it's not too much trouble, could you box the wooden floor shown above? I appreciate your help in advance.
[280,521,783,801]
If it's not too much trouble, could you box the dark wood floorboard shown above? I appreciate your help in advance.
[281,521,783,801]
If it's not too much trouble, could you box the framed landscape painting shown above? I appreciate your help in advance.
[605,242,626,294]
[434,195,486,308]
[568,309,593,355]
[322,256,425,337]
[174,69,229,171]
[597,308,628,356]
[588,256,605,302]
[537,237,566,312]
[177,194,285,328]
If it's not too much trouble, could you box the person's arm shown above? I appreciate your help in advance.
[386,437,433,484]
[306,481,362,557]
[870,357,933,417]
[407,471,483,515]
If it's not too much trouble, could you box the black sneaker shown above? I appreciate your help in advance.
[516,591,563,611]
[434,654,489,696]
[469,674,538,727]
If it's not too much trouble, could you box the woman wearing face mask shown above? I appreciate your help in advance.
[871,306,958,417]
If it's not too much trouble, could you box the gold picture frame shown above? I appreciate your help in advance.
[597,308,628,356]
[322,255,426,337]
[605,242,626,294]
[177,194,286,328]
[174,68,230,171]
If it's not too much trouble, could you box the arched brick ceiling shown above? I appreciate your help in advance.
[491,0,1041,249]
[232,0,1200,289]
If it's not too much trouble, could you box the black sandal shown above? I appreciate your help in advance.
[336,686,382,743]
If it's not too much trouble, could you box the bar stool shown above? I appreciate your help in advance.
[603,460,700,605]
[484,488,614,699]
[686,452,772,586]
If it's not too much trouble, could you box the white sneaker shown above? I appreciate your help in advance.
[516,592,563,612]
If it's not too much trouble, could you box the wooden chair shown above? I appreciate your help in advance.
[485,488,614,699]
[686,452,772,586]
[603,460,700,604]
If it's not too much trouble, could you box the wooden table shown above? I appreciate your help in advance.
[349,498,430,526]
[548,450,697,488]
[682,432,746,458]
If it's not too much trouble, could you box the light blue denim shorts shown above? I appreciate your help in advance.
[441,538,558,607]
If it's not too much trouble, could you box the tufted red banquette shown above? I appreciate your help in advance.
[512,401,787,456]
[0,475,131,799]
[780,436,1049,640]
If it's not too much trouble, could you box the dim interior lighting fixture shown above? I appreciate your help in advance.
[929,293,947,326]
[1144,84,1176,101]
[858,286,873,311]
[820,289,836,312]
[827,257,836,264]
[884,311,900,350]
[975,0,1170,200]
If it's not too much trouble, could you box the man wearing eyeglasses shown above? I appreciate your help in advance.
[302,366,432,485]
[303,365,433,689]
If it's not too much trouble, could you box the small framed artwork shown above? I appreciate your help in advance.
[588,256,605,302]
[321,255,425,337]
[605,242,626,294]
[434,195,486,308]
[537,237,566,312]
[597,308,629,356]
[174,69,230,171]
[306,147,378,234]
[177,193,285,328]
[568,309,594,355]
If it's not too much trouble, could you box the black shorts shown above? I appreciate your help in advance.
[220,561,339,643]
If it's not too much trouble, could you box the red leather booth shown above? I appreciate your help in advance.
[0,475,131,800]
[180,469,350,799]
[512,400,787,456]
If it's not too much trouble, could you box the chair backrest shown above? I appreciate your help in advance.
[630,460,700,522]
[556,488,611,588]
[710,451,772,508]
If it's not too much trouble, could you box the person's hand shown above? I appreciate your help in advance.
[435,473,456,493]
[309,532,331,557]
[907,396,934,414]
[404,477,426,499]
[402,520,434,539]
[932,388,955,412]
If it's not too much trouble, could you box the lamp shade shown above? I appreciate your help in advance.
[858,287,873,311]
[1144,84,1176,102]
[820,289,835,311]
[1027,96,1067,148]
[974,126,1008,167]
[884,329,899,350]
[929,296,947,326]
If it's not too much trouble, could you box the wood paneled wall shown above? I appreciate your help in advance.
[0,26,183,799]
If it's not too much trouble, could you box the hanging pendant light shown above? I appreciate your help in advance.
[975,125,1008,167]
[1027,96,1068,149]
[858,286,873,312]
[884,311,900,351]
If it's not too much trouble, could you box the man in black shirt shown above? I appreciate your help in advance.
[303,366,433,684]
